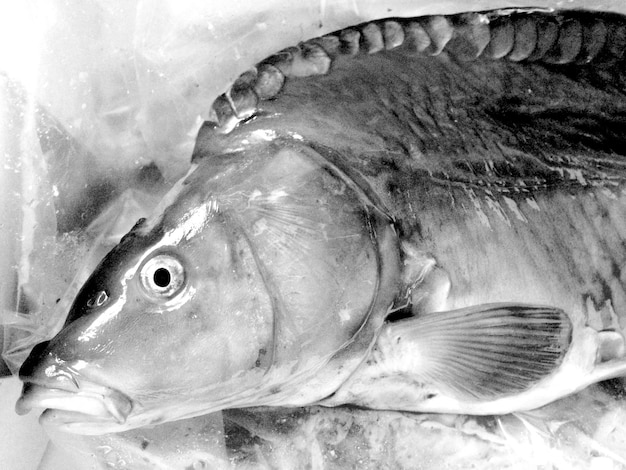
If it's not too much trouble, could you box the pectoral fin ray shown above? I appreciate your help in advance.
[380,304,573,399]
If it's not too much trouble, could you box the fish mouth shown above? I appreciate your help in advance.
[16,381,134,433]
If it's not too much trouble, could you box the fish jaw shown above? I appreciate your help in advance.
[16,379,135,435]
[16,340,136,434]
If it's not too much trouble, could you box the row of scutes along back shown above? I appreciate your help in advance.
[209,9,626,133]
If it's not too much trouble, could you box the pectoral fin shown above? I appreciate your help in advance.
[382,304,573,398]
[322,303,626,415]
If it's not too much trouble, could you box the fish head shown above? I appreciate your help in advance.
[17,159,277,432]
[17,138,399,434]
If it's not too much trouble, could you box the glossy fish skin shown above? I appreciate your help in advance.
[18,161,271,431]
[16,9,626,435]
[17,141,401,434]
[221,40,626,325]
[196,19,626,412]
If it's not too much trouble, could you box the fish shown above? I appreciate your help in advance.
[14,8,626,455]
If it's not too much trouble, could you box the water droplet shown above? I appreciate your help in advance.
[97,445,113,455]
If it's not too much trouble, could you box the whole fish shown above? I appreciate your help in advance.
[15,9,626,437]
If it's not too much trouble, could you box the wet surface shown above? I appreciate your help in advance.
[5,4,626,470]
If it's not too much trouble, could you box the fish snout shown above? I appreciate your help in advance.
[18,340,80,390]
[16,340,134,429]
[17,340,84,417]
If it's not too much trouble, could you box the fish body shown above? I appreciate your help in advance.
[16,9,626,435]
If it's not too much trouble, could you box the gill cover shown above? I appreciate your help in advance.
[182,136,400,402]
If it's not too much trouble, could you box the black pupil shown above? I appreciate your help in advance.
[153,268,171,288]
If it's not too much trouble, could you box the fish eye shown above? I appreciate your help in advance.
[139,254,186,298]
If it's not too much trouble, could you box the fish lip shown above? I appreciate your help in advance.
[37,408,127,435]
[16,380,134,427]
